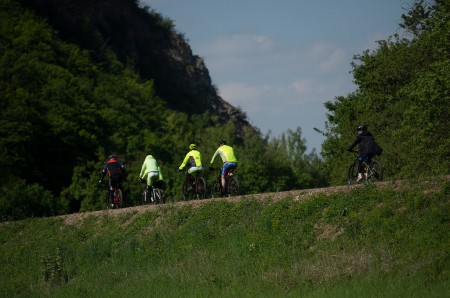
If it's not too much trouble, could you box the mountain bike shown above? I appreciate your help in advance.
[347,151,383,184]
[140,179,165,205]
[181,171,206,200]
[102,181,123,209]
[210,168,239,198]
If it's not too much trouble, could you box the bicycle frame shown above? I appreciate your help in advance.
[347,151,383,184]
[103,181,123,209]
[182,171,206,200]
[140,178,164,205]
[139,178,165,205]
[211,168,239,198]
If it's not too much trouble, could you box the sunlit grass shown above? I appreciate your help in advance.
[1,181,449,297]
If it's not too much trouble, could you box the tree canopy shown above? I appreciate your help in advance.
[0,0,325,220]
[321,0,449,184]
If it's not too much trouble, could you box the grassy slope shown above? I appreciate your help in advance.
[1,178,449,297]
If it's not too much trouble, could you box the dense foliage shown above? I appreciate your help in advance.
[1,180,449,296]
[0,0,325,220]
[321,0,450,184]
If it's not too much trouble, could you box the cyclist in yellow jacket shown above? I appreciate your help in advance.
[178,143,204,179]
[139,155,163,191]
[209,139,238,194]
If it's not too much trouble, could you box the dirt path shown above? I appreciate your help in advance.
[61,175,450,225]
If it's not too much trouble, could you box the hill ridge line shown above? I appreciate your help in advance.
[58,175,449,225]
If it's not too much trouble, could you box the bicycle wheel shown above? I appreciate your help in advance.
[114,189,123,208]
[153,188,163,204]
[368,160,383,181]
[347,162,358,184]
[182,179,192,201]
[226,176,239,197]
[159,189,166,204]
[195,177,206,199]
[211,179,221,198]
[105,191,113,210]
[142,189,149,205]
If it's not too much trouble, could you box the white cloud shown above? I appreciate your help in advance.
[219,82,268,109]
[309,42,347,73]
[290,78,314,95]
[318,47,346,73]
[201,34,274,56]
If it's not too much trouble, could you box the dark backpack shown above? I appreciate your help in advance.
[106,161,123,176]
[374,142,383,156]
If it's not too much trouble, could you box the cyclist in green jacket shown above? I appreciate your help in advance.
[209,139,238,194]
[139,155,163,191]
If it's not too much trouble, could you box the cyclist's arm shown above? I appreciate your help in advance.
[139,162,147,179]
[179,153,190,170]
[348,137,361,151]
[209,149,220,167]
[100,164,107,180]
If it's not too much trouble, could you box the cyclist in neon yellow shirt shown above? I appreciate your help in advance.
[139,155,163,191]
[209,139,238,194]
[178,143,204,179]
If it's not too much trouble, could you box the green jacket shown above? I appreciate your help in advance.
[140,155,163,180]
[179,149,202,170]
[210,145,237,165]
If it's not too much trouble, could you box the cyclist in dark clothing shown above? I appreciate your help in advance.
[347,124,376,182]
[99,155,125,190]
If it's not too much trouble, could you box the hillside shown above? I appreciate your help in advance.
[1,0,330,221]
[1,177,449,297]
[1,0,448,223]
[61,175,450,224]
[23,0,248,124]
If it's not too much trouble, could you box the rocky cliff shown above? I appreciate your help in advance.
[23,0,248,126]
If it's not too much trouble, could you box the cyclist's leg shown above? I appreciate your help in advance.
[188,167,203,191]
[220,165,228,192]
[222,163,237,194]
[146,172,158,187]
[228,163,237,175]
[356,156,368,180]
[187,166,204,175]
[108,177,117,202]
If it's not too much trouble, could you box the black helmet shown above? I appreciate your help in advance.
[356,124,368,135]
[219,139,226,146]
[108,154,117,159]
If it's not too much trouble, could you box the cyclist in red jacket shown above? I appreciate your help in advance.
[99,154,125,190]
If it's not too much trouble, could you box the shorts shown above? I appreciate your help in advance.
[222,162,237,176]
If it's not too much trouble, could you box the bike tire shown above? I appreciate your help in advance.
[211,179,221,198]
[226,176,239,197]
[153,188,163,204]
[368,160,383,181]
[347,162,358,184]
[196,177,206,199]
[159,189,166,204]
[106,191,112,210]
[142,189,148,205]
[115,189,123,208]
[182,179,191,201]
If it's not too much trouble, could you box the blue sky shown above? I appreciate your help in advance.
[144,0,407,152]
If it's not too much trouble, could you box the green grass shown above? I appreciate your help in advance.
[1,180,449,297]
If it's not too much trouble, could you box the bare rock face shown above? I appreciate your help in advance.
[26,0,249,127]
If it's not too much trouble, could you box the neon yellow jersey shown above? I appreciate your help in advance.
[140,155,163,180]
[179,150,202,170]
[210,145,237,165]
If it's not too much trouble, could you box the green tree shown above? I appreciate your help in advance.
[321,0,449,184]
